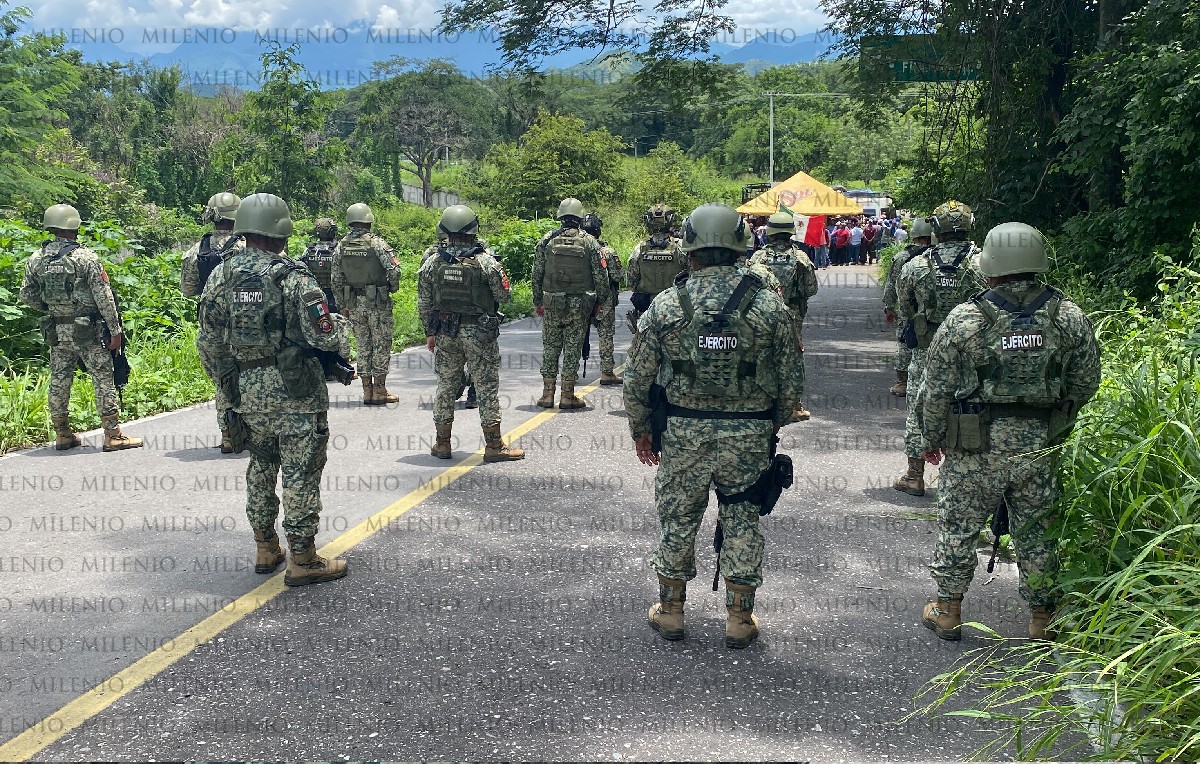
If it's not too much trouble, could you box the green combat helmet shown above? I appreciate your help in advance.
[931,200,974,235]
[202,192,241,223]
[312,217,338,241]
[556,198,585,221]
[43,204,81,231]
[681,203,749,254]
[979,222,1048,277]
[644,204,676,232]
[346,202,375,226]
[438,205,479,237]
[765,210,795,236]
[910,217,935,240]
[234,193,294,239]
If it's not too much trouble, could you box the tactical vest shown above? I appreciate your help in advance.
[971,287,1066,407]
[543,228,595,294]
[431,248,494,316]
[670,275,763,399]
[38,241,82,309]
[917,243,978,326]
[638,238,684,295]
[224,258,288,361]
[758,245,802,303]
[338,233,386,288]
[302,242,336,290]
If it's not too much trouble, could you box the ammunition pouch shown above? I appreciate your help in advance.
[223,409,250,454]
[914,315,937,349]
[276,345,321,399]
[435,311,463,338]
[39,316,59,347]
[477,313,502,341]
[946,400,990,453]
[72,315,99,345]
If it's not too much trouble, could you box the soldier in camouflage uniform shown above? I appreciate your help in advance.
[418,205,523,463]
[882,217,933,396]
[581,213,624,385]
[624,203,804,649]
[894,201,985,496]
[20,205,144,452]
[300,217,339,312]
[197,193,353,587]
[749,211,818,421]
[333,203,402,406]
[181,193,244,451]
[532,198,611,409]
[626,204,687,337]
[919,222,1101,640]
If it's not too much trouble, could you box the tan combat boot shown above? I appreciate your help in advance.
[890,370,908,396]
[220,427,234,454]
[360,376,376,405]
[559,380,585,409]
[51,416,81,450]
[101,414,143,451]
[284,536,348,587]
[373,376,399,405]
[536,376,556,408]
[648,573,686,641]
[253,528,285,574]
[792,406,812,422]
[1029,607,1057,641]
[894,457,926,496]
[431,422,453,459]
[482,424,525,462]
[922,595,963,640]
[725,581,760,649]
[599,370,622,386]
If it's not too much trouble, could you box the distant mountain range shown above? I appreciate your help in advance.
[48,23,833,91]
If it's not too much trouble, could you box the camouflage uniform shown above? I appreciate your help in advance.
[883,242,928,373]
[180,231,245,432]
[896,241,984,459]
[417,242,512,426]
[594,240,624,375]
[627,235,687,313]
[532,227,611,382]
[748,240,818,345]
[196,246,352,543]
[624,267,804,598]
[919,279,1101,608]
[332,230,401,379]
[20,239,122,420]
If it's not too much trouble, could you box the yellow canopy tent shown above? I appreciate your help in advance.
[736,171,864,216]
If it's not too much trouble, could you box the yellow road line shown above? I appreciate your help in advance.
[0,373,614,761]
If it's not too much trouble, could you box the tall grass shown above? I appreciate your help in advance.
[918,262,1200,760]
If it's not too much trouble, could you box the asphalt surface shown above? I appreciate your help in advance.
[0,265,1039,761]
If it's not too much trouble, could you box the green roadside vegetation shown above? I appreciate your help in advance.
[2,0,1199,754]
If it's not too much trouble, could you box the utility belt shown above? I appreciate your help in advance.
[665,404,774,421]
[231,346,332,400]
[41,311,103,347]
[432,311,502,340]
[342,283,392,307]
[945,400,1054,453]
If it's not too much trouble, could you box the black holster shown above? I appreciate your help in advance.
[648,383,668,455]
[223,409,250,454]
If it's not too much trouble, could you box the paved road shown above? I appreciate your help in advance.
[0,266,1034,761]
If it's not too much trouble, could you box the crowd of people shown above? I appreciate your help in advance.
[742,214,910,269]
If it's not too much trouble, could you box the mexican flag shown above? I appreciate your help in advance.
[780,203,826,246]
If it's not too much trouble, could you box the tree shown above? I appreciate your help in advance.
[473,111,624,218]
[0,3,81,208]
[217,42,342,213]
[353,59,496,207]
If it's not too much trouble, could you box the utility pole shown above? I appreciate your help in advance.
[762,92,851,186]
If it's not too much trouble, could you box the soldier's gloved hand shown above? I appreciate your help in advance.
[107,332,123,351]
[535,305,544,317]
[923,449,944,466]
[426,336,436,352]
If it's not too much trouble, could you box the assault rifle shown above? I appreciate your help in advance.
[986,499,1010,573]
